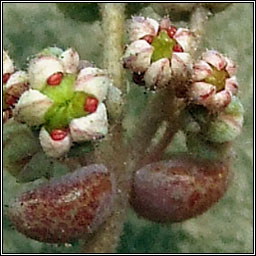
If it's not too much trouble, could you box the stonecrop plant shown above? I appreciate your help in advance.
[3,3,253,254]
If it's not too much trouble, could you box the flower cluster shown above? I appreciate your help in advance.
[190,50,239,111]
[123,16,195,89]
[13,47,121,158]
[3,50,29,122]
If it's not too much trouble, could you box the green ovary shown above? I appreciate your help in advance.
[151,31,176,62]
[204,66,229,92]
[43,74,91,132]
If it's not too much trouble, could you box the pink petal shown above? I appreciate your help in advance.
[225,76,239,95]
[225,57,237,76]
[209,90,232,109]
[190,82,216,104]
[130,16,159,41]
[144,58,172,89]
[192,60,213,81]
[171,52,192,76]
[173,28,195,52]
[202,50,227,71]
[123,40,153,73]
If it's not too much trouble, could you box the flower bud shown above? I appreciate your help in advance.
[3,50,15,76]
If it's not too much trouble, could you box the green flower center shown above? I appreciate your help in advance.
[204,66,229,92]
[42,74,94,132]
[151,31,176,62]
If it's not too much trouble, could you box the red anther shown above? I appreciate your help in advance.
[166,25,177,38]
[3,73,11,84]
[143,35,153,44]
[173,44,184,52]
[50,129,68,141]
[84,97,98,113]
[47,72,63,86]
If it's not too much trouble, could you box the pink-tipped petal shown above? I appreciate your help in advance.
[209,90,232,109]
[70,103,108,142]
[190,82,216,104]
[75,67,111,102]
[130,16,159,41]
[225,76,239,95]
[173,28,195,52]
[39,127,72,158]
[144,58,172,89]
[202,50,227,71]
[192,60,213,81]
[60,48,80,74]
[171,52,192,76]
[225,57,237,76]
[123,40,153,73]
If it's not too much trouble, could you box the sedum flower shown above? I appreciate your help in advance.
[3,50,29,122]
[14,47,120,158]
[190,50,239,111]
[123,17,195,89]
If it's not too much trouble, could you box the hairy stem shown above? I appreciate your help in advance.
[101,3,125,90]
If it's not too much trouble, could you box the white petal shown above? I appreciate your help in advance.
[70,103,108,142]
[192,60,213,81]
[171,52,193,76]
[173,28,196,52]
[190,82,216,104]
[75,67,111,102]
[202,50,226,71]
[28,56,64,90]
[5,71,29,89]
[144,58,172,89]
[225,56,237,76]
[60,48,80,74]
[14,89,53,126]
[123,40,153,73]
[130,16,159,41]
[39,127,72,158]
[3,50,15,75]
[209,90,232,109]
[225,76,238,95]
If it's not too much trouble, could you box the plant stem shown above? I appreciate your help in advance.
[101,3,125,90]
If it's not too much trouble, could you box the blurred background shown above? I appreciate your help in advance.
[3,3,253,253]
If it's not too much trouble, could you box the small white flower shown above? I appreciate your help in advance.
[70,103,108,142]
[5,71,28,89]
[123,17,195,89]
[190,50,239,110]
[39,127,72,158]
